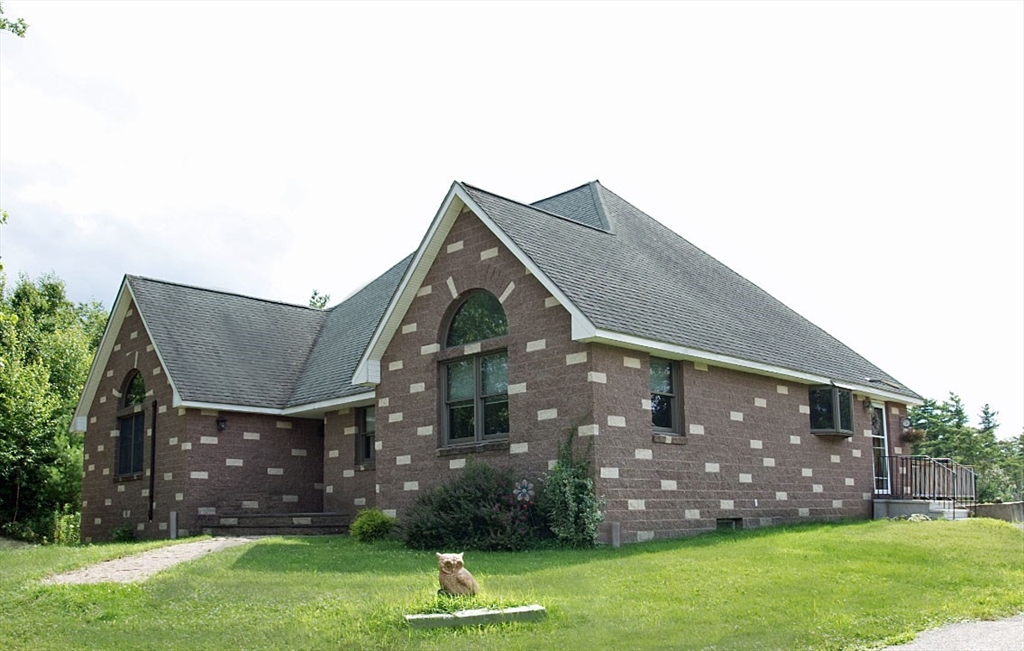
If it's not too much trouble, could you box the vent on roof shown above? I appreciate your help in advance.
[530,181,611,232]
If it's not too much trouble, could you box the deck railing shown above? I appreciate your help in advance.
[879,455,976,509]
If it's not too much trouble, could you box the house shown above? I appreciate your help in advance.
[73,180,936,543]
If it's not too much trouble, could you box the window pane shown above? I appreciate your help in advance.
[837,389,852,432]
[483,396,509,436]
[364,406,376,434]
[132,415,145,472]
[652,394,674,429]
[362,434,375,462]
[448,402,475,441]
[126,373,146,406]
[650,358,673,394]
[446,292,508,347]
[118,417,134,474]
[480,352,508,396]
[447,359,475,401]
[809,387,835,430]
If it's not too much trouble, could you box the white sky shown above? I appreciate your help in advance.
[1,1,1021,438]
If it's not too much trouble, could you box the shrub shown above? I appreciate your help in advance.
[403,461,547,551]
[110,524,136,542]
[52,505,80,545]
[350,508,396,543]
[543,433,604,548]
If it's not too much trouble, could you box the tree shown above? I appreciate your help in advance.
[308,289,330,309]
[0,2,28,38]
[908,393,1012,503]
[0,272,108,541]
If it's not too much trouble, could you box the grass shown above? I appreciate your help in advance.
[0,519,1021,650]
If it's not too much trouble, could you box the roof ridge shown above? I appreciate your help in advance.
[126,274,319,311]
[462,183,612,235]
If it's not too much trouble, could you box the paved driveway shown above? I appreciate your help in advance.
[880,614,1024,651]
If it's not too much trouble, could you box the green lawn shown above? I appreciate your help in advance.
[1,519,1021,650]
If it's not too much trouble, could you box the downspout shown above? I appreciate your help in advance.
[148,399,157,521]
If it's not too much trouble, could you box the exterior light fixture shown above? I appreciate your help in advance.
[216,417,227,431]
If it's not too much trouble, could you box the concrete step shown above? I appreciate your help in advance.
[197,511,350,537]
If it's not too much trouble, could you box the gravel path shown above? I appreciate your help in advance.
[40,537,258,585]
[879,613,1024,651]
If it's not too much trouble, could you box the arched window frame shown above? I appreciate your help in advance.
[439,291,510,447]
[116,371,147,477]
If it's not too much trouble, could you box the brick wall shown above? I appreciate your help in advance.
[324,406,376,514]
[180,410,324,534]
[374,208,593,518]
[81,299,325,541]
[81,300,184,542]
[594,355,905,542]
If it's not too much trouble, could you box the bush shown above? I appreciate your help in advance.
[110,524,136,542]
[52,505,80,545]
[350,508,395,543]
[403,461,547,551]
[543,433,604,548]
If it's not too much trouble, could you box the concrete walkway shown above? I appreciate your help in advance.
[879,613,1024,651]
[40,537,258,585]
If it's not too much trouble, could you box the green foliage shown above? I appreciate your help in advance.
[402,461,547,551]
[0,272,108,541]
[349,508,396,543]
[110,524,136,543]
[308,289,330,309]
[51,505,80,546]
[543,432,604,548]
[0,2,28,38]
[909,393,1021,502]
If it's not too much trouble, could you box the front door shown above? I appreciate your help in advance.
[870,405,891,494]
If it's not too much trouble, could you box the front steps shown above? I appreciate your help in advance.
[197,512,350,536]
[874,499,972,521]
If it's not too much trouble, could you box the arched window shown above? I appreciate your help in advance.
[124,372,146,407]
[442,292,509,445]
[446,292,508,347]
[117,372,146,476]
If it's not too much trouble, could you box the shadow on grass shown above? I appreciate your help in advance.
[227,520,867,576]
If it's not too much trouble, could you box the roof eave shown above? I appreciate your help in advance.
[581,328,924,406]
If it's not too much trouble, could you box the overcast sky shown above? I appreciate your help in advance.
[1,1,1021,438]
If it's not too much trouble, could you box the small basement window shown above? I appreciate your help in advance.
[808,385,853,434]
[716,518,743,531]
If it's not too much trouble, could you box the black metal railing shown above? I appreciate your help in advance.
[878,455,976,511]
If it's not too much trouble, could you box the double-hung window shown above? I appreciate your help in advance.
[650,357,679,432]
[116,372,147,476]
[808,385,853,433]
[357,406,375,464]
[442,292,509,446]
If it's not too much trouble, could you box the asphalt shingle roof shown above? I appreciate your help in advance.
[124,180,917,408]
[127,276,327,409]
[287,254,412,407]
[126,255,411,410]
[463,182,919,399]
